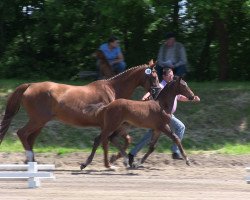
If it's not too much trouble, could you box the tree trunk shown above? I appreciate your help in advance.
[214,15,230,81]
[196,23,215,80]
[0,20,4,56]
[172,0,179,32]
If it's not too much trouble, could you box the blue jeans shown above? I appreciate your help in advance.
[112,61,126,73]
[129,115,185,156]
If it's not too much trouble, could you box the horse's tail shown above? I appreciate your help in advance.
[0,83,31,144]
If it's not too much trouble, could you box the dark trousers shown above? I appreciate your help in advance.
[155,64,164,82]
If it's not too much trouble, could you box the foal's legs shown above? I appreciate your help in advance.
[162,125,190,165]
[80,128,130,170]
[109,128,132,163]
[108,133,131,167]
[101,130,112,168]
[101,124,127,168]
[135,131,161,167]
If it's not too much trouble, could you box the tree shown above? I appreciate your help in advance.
[0,0,249,80]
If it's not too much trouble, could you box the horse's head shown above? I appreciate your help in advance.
[175,77,195,100]
[139,60,160,92]
[95,50,114,78]
[95,50,106,60]
[156,77,195,112]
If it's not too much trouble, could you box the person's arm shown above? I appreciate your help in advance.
[142,92,151,100]
[174,44,187,68]
[177,95,200,102]
[110,52,124,65]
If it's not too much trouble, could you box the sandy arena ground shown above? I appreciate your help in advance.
[0,152,249,200]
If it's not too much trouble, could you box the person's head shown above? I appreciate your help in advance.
[162,68,174,83]
[108,36,119,48]
[165,32,176,47]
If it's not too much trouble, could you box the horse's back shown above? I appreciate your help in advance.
[23,81,101,98]
[21,82,71,117]
[104,99,162,129]
[21,81,111,126]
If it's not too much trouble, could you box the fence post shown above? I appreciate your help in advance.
[28,162,40,188]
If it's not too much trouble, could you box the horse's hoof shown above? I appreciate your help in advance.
[106,165,118,171]
[80,163,87,170]
[123,158,129,168]
[109,155,117,163]
[186,160,191,166]
[130,161,142,169]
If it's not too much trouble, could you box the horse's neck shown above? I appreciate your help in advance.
[108,69,142,99]
[100,59,109,66]
[157,86,177,113]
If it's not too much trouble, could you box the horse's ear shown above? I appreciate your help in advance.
[174,76,182,82]
[148,59,156,68]
[96,50,105,59]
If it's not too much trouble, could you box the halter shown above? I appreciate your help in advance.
[150,86,162,100]
[144,66,159,93]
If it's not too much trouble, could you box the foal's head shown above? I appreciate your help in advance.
[158,77,194,101]
[176,78,195,100]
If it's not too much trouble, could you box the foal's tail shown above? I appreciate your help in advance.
[0,83,31,144]
[82,102,106,118]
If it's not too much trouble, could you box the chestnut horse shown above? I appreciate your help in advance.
[0,56,158,165]
[95,78,196,168]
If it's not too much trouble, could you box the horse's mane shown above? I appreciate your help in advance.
[105,64,148,81]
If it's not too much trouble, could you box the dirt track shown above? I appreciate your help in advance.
[0,152,250,200]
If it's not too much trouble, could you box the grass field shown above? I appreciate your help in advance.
[0,79,250,155]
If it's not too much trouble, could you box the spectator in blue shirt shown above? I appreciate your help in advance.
[99,36,126,74]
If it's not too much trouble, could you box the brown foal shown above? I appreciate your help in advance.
[97,78,195,168]
[0,55,158,167]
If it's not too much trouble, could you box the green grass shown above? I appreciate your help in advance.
[217,143,250,154]
[0,79,250,155]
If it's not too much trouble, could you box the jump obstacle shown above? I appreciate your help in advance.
[0,162,55,188]
[246,167,250,184]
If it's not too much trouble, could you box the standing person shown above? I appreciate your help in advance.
[128,68,200,167]
[156,32,187,80]
[99,36,126,74]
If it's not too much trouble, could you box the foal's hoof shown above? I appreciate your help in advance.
[123,158,129,168]
[186,159,191,166]
[80,163,87,170]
